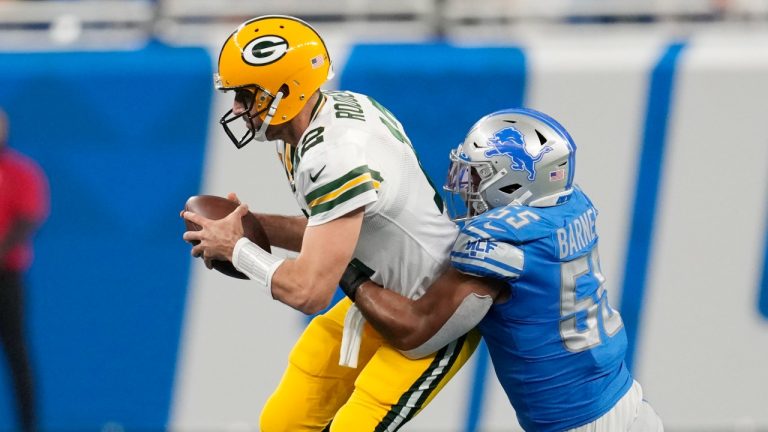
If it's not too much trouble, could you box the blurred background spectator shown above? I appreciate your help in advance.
[0,107,49,432]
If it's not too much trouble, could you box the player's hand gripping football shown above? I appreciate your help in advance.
[225,192,241,205]
[182,202,249,268]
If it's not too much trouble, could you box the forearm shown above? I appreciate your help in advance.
[343,265,500,357]
[253,213,306,252]
[230,239,331,314]
[354,282,429,350]
[269,258,339,314]
[252,209,364,315]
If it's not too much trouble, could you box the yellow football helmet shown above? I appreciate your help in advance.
[215,15,333,147]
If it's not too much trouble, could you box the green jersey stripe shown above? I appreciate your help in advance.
[370,168,383,182]
[309,181,376,216]
[305,165,382,203]
[309,92,326,122]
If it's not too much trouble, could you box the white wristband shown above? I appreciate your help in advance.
[232,237,285,294]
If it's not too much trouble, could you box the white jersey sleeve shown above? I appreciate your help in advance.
[294,128,382,227]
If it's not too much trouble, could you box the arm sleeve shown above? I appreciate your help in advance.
[401,292,493,359]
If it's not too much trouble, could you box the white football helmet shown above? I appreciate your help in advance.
[445,108,576,220]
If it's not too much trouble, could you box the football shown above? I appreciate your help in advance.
[184,195,271,279]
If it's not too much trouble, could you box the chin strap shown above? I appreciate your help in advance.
[253,91,284,142]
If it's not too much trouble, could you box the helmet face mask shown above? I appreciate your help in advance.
[445,149,492,221]
[444,108,577,220]
[219,86,279,147]
[216,15,333,148]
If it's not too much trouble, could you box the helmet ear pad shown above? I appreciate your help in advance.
[279,84,291,98]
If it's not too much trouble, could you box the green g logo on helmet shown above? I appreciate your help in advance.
[243,35,289,66]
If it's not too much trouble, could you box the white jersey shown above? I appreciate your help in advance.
[277,90,458,366]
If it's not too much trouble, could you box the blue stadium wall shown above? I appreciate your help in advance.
[0,43,212,430]
[0,33,767,431]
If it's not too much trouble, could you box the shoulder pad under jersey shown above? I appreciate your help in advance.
[462,205,556,244]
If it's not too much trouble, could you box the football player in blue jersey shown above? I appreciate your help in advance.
[339,108,664,431]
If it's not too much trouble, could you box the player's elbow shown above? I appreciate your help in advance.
[395,325,458,360]
[297,297,331,315]
[270,259,340,314]
[290,279,336,315]
[394,331,431,352]
[393,332,443,359]
[380,320,432,352]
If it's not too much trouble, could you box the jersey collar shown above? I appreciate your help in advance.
[308,91,327,124]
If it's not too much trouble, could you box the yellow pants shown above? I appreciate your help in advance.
[260,298,480,432]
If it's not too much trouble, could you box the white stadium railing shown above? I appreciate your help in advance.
[0,0,156,49]
[0,0,766,48]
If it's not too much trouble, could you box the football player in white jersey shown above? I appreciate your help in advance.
[338,108,664,431]
[181,15,479,431]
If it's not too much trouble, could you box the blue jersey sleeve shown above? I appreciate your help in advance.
[450,224,525,281]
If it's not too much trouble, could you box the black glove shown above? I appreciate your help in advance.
[339,261,372,301]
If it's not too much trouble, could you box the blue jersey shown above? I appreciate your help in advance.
[451,187,632,432]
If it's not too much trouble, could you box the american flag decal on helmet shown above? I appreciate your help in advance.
[549,169,565,181]
[311,55,324,68]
